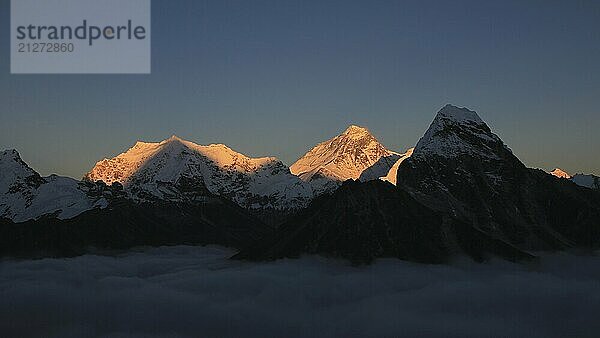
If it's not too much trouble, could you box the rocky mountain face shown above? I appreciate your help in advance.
[237,105,600,264]
[234,180,532,264]
[290,125,400,194]
[571,174,600,190]
[396,105,600,250]
[85,136,314,210]
[0,195,272,259]
[0,149,108,222]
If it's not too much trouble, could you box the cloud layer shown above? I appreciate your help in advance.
[1,246,599,338]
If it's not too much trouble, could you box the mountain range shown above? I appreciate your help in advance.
[236,105,600,263]
[550,168,600,190]
[84,135,313,211]
[2,105,599,263]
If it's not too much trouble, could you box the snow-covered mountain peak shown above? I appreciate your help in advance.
[550,168,571,179]
[341,125,371,139]
[130,135,190,153]
[549,168,600,190]
[0,149,43,192]
[290,125,400,193]
[86,136,280,185]
[0,149,30,170]
[1,149,107,222]
[85,136,312,209]
[413,105,507,159]
[437,104,485,125]
[344,124,368,132]
[160,135,200,147]
[167,134,183,141]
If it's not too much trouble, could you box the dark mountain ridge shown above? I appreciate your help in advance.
[0,184,271,259]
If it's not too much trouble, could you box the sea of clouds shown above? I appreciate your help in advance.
[1,246,599,338]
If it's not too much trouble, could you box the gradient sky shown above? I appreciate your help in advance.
[1,0,599,178]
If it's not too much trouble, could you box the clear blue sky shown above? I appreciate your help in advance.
[1,0,599,178]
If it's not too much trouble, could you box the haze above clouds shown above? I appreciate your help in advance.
[1,246,599,338]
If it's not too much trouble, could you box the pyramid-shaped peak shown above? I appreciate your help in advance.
[343,125,369,133]
[0,149,32,171]
[413,105,509,159]
[341,125,372,139]
[154,135,200,150]
[345,124,369,133]
[162,135,186,144]
[436,104,484,125]
[290,124,397,183]
[0,149,41,186]
[131,135,188,149]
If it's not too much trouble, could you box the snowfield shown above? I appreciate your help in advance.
[0,149,107,222]
[85,135,314,210]
[1,246,599,338]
